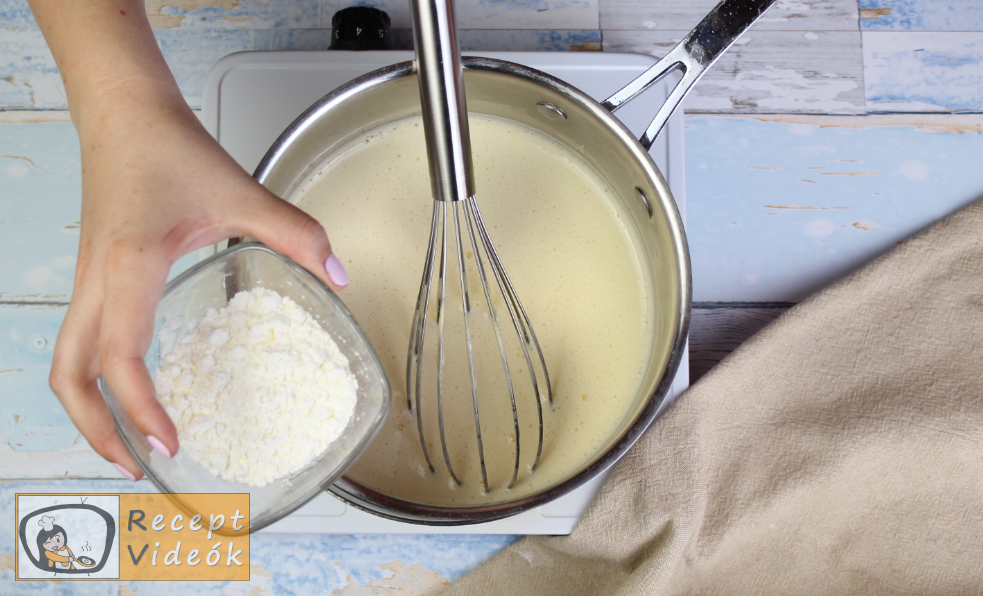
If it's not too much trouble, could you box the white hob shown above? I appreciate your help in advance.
[201,50,688,534]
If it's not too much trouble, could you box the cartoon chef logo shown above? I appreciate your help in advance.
[16,495,119,580]
[36,514,98,571]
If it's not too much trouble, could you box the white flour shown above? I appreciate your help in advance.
[155,287,358,486]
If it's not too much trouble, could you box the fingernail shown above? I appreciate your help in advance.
[112,462,137,482]
[324,253,350,288]
[147,435,173,459]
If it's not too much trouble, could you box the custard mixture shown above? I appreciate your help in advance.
[291,114,653,506]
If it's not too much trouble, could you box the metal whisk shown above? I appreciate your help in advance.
[406,0,552,492]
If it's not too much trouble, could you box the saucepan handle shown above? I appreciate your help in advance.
[601,0,779,149]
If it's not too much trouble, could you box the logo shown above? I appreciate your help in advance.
[16,493,249,581]
[16,495,120,580]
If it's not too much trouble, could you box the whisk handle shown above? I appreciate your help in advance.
[410,0,475,202]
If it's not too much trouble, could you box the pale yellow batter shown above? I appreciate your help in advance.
[292,114,653,506]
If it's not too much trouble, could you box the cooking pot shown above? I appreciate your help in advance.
[250,0,775,524]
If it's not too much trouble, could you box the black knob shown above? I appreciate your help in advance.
[329,6,392,51]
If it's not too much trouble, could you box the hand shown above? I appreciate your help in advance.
[49,81,348,480]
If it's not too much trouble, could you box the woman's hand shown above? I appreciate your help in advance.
[53,85,347,480]
[29,0,348,480]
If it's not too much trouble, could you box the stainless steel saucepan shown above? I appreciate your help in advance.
[251,0,777,524]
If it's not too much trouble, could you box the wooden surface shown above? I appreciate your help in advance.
[2,0,983,591]
[603,0,865,114]
[690,303,791,382]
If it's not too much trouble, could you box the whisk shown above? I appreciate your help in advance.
[406,0,552,492]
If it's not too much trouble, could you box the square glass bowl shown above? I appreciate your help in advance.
[98,242,391,531]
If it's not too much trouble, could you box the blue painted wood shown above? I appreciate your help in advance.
[603,0,860,32]
[0,31,64,109]
[0,121,196,300]
[0,1,35,31]
[0,0,598,31]
[686,115,983,302]
[0,29,601,109]
[0,305,72,452]
[0,0,978,577]
[860,0,983,31]
[864,32,983,112]
[0,0,601,108]
[0,122,80,301]
[458,29,600,51]
[145,0,320,30]
[321,0,599,30]
[0,479,520,590]
[304,28,601,52]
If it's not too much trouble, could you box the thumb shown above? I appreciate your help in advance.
[236,190,349,291]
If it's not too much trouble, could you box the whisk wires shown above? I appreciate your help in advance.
[406,195,553,492]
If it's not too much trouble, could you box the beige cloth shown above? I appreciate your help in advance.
[443,200,983,594]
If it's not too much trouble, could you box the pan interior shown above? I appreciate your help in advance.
[259,65,683,516]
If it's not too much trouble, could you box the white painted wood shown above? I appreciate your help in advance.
[723,113,983,132]
[0,110,195,124]
[0,440,118,479]
[0,111,71,123]
[602,0,859,32]
[689,305,790,382]
[603,30,866,114]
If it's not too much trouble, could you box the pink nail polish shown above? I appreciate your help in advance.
[324,253,350,288]
[113,462,137,482]
[147,435,173,459]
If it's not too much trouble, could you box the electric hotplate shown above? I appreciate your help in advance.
[202,50,688,534]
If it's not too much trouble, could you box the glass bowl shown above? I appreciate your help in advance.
[99,242,391,531]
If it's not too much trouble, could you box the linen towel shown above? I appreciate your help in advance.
[442,199,983,595]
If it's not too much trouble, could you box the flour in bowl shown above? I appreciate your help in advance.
[155,287,358,486]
